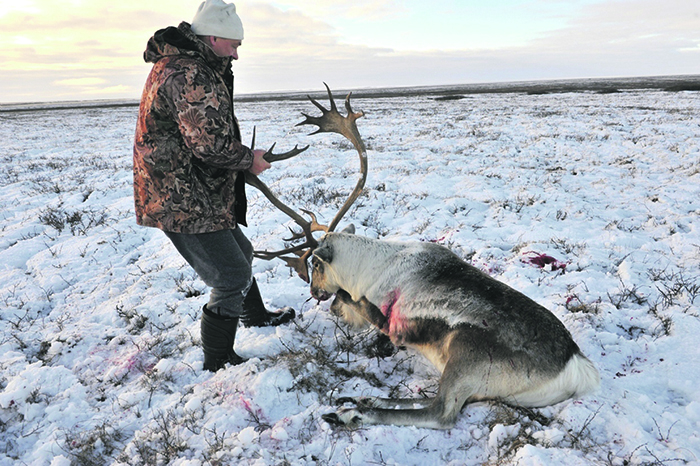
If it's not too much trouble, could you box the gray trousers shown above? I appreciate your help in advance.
[164,228,253,318]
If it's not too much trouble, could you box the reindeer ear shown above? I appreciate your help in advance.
[340,224,355,234]
[314,243,333,263]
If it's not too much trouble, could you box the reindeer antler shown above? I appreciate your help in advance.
[297,83,368,232]
[247,83,368,282]
[245,131,318,281]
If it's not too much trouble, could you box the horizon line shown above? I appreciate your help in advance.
[2,73,699,113]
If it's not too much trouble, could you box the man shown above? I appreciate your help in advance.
[133,0,295,372]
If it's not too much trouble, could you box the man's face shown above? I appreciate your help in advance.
[208,37,241,60]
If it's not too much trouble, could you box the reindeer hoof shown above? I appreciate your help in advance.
[365,333,396,358]
[355,397,377,409]
[321,412,344,426]
[334,396,377,409]
[322,408,364,428]
[335,397,356,405]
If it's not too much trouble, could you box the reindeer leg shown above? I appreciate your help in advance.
[323,358,474,429]
[330,290,397,356]
[332,289,388,329]
[335,395,429,410]
[324,325,492,429]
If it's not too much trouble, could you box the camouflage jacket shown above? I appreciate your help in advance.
[133,22,253,233]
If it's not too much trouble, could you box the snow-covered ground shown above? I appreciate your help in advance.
[0,88,699,465]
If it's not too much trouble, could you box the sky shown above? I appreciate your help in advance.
[0,0,699,104]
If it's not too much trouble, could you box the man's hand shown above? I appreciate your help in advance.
[249,149,271,175]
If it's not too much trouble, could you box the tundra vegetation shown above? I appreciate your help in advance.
[0,83,699,465]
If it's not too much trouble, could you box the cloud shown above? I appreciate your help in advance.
[235,0,700,92]
[83,84,134,95]
[241,3,337,47]
[516,0,700,77]
[0,1,182,33]
[54,77,108,87]
[1,0,699,103]
[535,0,700,49]
[252,0,404,20]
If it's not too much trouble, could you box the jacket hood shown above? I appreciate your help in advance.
[144,22,232,76]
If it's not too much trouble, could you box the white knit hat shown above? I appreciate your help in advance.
[191,0,244,40]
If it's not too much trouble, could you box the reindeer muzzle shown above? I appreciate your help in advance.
[310,287,333,302]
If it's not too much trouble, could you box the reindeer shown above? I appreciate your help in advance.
[248,85,600,429]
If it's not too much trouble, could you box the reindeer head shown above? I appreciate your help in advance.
[247,84,367,282]
[309,224,356,300]
[309,245,334,301]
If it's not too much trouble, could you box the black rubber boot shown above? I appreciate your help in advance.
[240,279,296,328]
[201,305,246,372]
